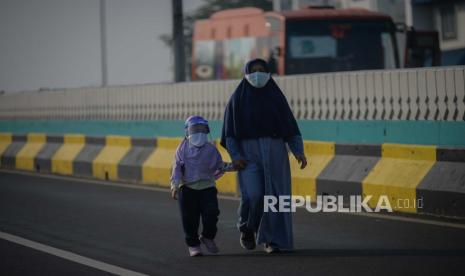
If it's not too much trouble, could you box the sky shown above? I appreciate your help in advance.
[0,0,205,92]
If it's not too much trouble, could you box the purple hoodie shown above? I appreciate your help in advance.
[170,139,224,187]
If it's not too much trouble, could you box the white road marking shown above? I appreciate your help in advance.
[1,169,465,230]
[0,231,148,276]
[344,211,465,230]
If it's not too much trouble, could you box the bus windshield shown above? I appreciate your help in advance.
[285,20,398,74]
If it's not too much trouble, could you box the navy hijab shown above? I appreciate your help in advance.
[220,59,301,148]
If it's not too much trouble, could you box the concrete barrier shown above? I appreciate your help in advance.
[290,141,335,199]
[15,133,46,171]
[1,67,464,124]
[362,144,436,213]
[317,144,381,201]
[118,137,157,182]
[1,132,464,219]
[0,133,12,167]
[417,147,465,218]
[73,136,105,178]
[51,134,86,175]
[1,134,27,169]
[92,135,132,181]
[141,137,182,187]
[35,135,63,173]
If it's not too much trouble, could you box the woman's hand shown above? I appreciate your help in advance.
[171,188,178,200]
[233,159,248,170]
[295,154,308,169]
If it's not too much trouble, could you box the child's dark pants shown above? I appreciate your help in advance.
[178,186,220,246]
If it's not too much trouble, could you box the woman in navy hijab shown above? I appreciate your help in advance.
[220,58,307,253]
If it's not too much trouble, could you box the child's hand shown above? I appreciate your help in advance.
[214,170,225,180]
[171,188,178,200]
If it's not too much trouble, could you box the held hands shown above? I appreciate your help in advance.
[232,159,247,170]
[295,154,308,169]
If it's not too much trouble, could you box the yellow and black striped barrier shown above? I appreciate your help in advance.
[0,132,464,219]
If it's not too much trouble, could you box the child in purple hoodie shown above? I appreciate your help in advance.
[170,115,234,257]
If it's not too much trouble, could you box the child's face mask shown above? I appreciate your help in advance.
[188,133,208,147]
[186,123,209,147]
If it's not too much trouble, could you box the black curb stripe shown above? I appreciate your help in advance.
[46,135,64,143]
[1,136,27,169]
[12,134,27,142]
[73,136,105,177]
[118,138,157,182]
[131,137,157,147]
[85,136,105,145]
[34,135,64,173]
[417,161,465,218]
[316,143,381,201]
[316,155,380,200]
[417,146,465,218]
[436,147,465,162]
[335,144,382,157]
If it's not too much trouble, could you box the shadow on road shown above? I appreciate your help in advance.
[206,248,465,258]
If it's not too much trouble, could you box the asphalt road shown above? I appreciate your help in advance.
[1,170,465,276]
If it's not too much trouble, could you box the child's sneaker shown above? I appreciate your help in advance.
[200,236,219,254]
[188,245,203,257]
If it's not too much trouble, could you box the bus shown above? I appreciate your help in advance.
[192,6,440,81]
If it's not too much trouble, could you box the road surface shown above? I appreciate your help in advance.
[1,170,465,275]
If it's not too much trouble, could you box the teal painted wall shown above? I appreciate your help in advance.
[0,120,464,146]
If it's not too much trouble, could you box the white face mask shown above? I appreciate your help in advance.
[245,72,270,88]
[188,133,208,147]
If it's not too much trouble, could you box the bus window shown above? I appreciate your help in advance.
[404,30,441,68]
[285,20,397,74]
[289,36,337,59]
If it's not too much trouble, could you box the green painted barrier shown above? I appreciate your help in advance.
[0,120,464,146]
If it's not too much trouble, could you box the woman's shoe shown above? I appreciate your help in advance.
[240,231,256,250]
[200,236,219,254]
[188,245,203,257]
[264,243,281,254]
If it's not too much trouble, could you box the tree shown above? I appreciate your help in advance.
[160,0,273,81]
